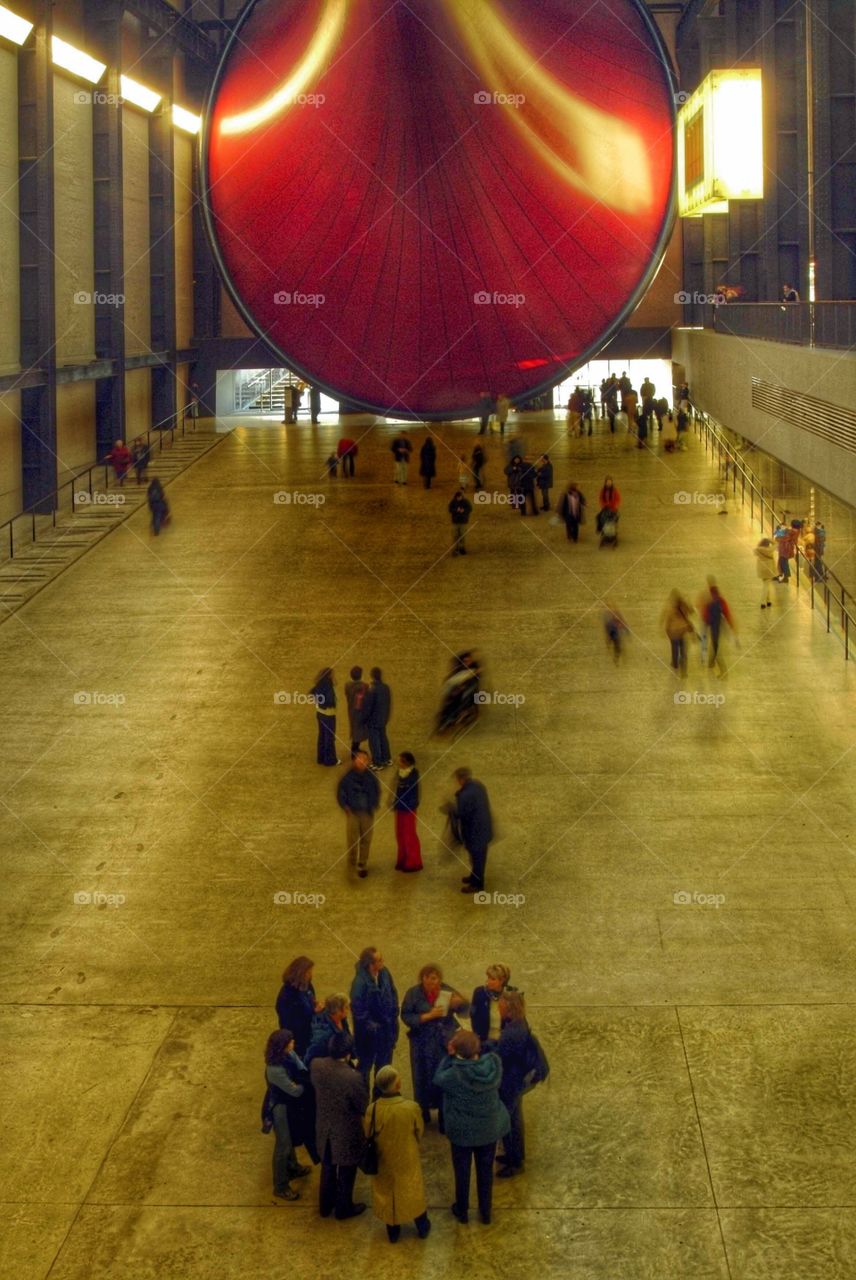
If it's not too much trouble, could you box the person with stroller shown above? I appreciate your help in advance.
[596,477,621,540]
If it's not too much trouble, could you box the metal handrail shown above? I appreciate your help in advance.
[692,410,855,660]
[0,411,194,561]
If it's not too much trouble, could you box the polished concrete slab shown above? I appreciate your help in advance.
[1,413,855,1278]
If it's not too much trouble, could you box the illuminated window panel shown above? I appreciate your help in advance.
[51,35,105,84]
[0,4,33,46]
[677,69,763,217]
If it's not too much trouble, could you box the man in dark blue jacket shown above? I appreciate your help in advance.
[349,946,399,1085]
[365,667,392,770]
[337,750,380,878]
[453,767,494,894]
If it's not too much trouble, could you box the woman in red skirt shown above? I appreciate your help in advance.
[393,752,422,872]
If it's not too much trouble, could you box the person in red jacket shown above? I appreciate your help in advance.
[106,439,132,485]
[596,476,621,534]
[698,578,737,676]
[337,437,358,478]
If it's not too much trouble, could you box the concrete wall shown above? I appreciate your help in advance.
[672,327,856,508]
[0,45,19,377]
[56,381,96,488]
[122,108,151,355]
[174,132,194,349]
[54,73,95,366]
[124,367,152,440]
[0,391,21,522]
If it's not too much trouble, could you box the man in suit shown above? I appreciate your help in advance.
[365,667,392,769]
[310,1032,369,1219]
[453,767,494,894]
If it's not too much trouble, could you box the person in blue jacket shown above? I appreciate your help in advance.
[433,1029,510,1225]
[452,767,494,893]
[304,994,352,1066]
[350,946,399,1086]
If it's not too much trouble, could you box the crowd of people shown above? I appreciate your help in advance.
[307,652,495,886]
[264,953,549,1234]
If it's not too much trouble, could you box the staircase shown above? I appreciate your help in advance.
[236,370,303,414]
[0,426,224,616]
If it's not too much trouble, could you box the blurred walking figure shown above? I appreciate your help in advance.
[419,435,436,489]
[325,452,338,478]
[754,538,776,607]
[393,752,423,871]
[558,482,586,542]
[107,439,132,485]
[147,477,169,535]
[477,390,493,435]
[596,476,621,533]
[337,436,358,477]
[365,1066,431,1243]
[661,590,696,676]
[391,432,412,485]
[366,667,392,769]
[495,392,511,435]
[457,453,470,491]
[661,411,677,452]
[471,443,486,492]
[699,578,737,676]
[449,490,472,557]
[350,947,399,1084]
[131,436,151,484]
[805,521,826,581]
[602,601,629,663]
[536,454,553,510]
[310,667,339,766]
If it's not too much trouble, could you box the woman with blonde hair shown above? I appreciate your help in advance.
[470,963,515,1045]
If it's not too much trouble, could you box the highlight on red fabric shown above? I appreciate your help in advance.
[203,0,676,418]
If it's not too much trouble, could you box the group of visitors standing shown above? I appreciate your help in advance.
[266,954,549,1235]
[308,666,495,885]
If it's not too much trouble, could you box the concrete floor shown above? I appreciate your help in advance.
[2,413,855,1280]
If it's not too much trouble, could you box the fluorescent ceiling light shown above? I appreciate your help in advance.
[173,104,201,134]
[120,74,161,113]
[0,4,33,45]
[51,35,105,84]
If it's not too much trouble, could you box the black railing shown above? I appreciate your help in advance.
[686,301,856,350]
[692,411,855,660]
[0,412,194,562]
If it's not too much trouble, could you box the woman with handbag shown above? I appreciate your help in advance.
[364,1066,431,1243]
[263,1030,315,1201]
[492,991,542,1178]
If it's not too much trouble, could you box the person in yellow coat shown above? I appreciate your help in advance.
[365,1065,431,1243]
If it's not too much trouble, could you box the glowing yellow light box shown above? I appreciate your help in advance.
[677,69,763,217]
